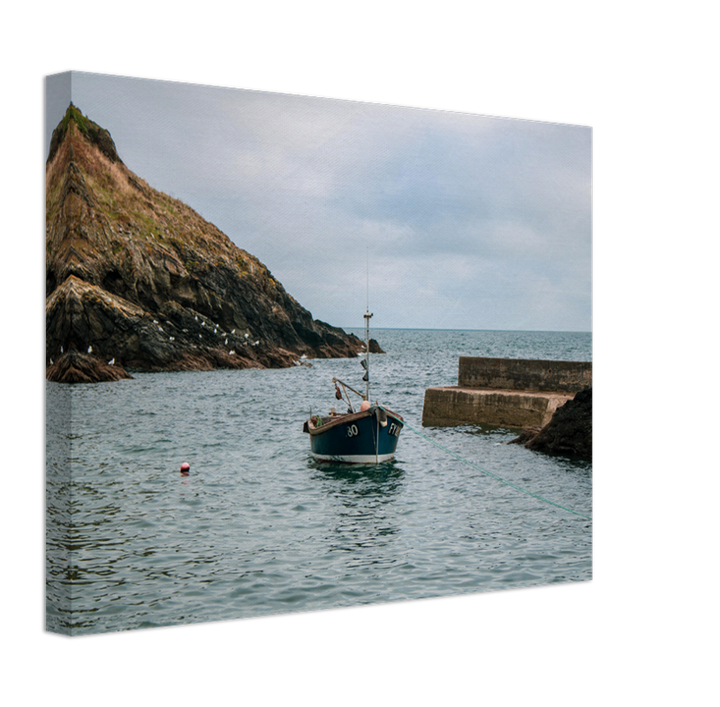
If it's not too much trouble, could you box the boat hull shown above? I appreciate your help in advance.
[305,407,403,463]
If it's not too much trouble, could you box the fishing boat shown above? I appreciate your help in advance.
[303,309,404,463]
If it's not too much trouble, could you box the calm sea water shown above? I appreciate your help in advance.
[46,329,592,635]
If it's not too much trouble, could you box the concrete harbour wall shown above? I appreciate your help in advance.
[422,357,592,428]
[458,356,592,393]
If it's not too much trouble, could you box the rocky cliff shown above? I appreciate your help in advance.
[46,105,363,382]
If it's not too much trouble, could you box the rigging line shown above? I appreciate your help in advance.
[400,419,592,521]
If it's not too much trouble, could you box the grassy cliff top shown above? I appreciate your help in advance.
[47,103,122,165]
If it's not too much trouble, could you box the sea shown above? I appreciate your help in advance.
[46,329,592,635]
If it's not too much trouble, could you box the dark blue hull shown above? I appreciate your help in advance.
[304,406,403,463]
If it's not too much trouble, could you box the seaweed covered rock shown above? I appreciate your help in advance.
[511,388,592,460]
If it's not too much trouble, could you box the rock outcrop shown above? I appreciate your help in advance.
[367,338,384,354]
[46,351,134,384]
[46,105,364,382]
[510,387,592,460]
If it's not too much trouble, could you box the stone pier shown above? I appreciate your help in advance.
[422,357,592,428]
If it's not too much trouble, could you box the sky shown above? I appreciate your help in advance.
[46,71,592,332]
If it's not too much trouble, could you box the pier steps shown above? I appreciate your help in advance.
[422,357,592,428]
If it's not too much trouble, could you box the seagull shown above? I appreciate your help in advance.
[50,358,53,365]
[225,339,228,345]
[244,333,249,339]
[229,350,235,355]
[158,326,163,332]
[87,345,92,354]
[253,340,259,346]
[231,329,235,334]
[108,358,115,365]
[153,320,158,324]
[201,321,205,326]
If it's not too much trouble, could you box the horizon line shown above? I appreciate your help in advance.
[340,326,592,334]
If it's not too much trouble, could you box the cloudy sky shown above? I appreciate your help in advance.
[47,72,591,332]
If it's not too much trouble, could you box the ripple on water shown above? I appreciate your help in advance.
[46,330,591,634]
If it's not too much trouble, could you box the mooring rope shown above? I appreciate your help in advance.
[401,419,592,521]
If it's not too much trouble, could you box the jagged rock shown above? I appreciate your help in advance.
[46,105,363,381]
[369,338,384,354]
[510,388,592,460]
[359,338,385,354]
[47,351,133,384]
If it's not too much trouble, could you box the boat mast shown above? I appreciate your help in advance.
[364,309,372,400]
[363,247,372,401]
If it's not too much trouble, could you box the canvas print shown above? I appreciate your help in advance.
[45,72,592,635]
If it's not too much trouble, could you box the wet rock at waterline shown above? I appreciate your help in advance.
[46,351,134,384]
[510,388,592,460]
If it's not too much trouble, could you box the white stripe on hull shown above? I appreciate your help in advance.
[311,451,396,464]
